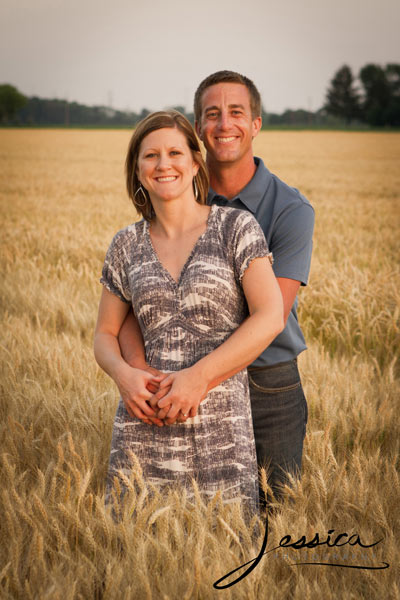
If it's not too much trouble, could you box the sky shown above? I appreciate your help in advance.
[1,0,399,115]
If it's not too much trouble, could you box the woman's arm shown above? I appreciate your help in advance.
[94,288,164,426]
[156,256,284,423]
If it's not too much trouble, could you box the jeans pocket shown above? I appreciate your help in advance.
[248,373,302,394]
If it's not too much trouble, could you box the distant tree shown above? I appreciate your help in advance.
[385,63,400,93]
[325,65,361,124]
[280,109,314,125]
[385,63,400,126]
[359,64,391,126]
[139,108,151,120]
[170,105,194,124]
[171,105,186,114]
[0,84,27,123]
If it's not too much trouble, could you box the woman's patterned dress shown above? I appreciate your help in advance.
[101,204,270,512]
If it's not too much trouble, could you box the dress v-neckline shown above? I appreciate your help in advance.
[145,204,216,287]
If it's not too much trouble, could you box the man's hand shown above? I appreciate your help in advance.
[116,365,165,426]
[144,365,166,394]
[145,368,173,423]
[143,366,176,425]
[155,367,209,425]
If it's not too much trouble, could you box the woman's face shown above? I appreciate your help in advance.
[137,127,199,203]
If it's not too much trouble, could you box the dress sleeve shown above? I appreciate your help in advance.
[100,229,132,303]
[232,211,273,283]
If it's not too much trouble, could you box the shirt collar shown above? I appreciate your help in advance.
[207,157,272,213]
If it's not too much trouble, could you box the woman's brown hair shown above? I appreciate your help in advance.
[126,110,209,221]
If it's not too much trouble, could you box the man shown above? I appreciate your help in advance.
[118,70,314,501]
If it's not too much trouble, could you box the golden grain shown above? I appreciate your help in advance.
[0,129,399,598]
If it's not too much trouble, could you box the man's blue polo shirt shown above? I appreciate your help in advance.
[208,157,314,367]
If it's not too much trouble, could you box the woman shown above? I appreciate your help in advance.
[94,111,283,513]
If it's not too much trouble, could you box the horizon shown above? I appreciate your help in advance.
[1,0,399,115]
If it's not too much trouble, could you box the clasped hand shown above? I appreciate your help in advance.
[118,364,208,426]
[148,367,209,425]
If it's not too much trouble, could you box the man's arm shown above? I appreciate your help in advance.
[119,309,163,378]
[270,198,314,323]
[94,288,164,425]
[118,308,169,424]
[276,277,301,325]
[270,200,314,287]
[118,308,147,369]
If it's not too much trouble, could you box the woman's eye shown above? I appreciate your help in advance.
[170,151,181,156]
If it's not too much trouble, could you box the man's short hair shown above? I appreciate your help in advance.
[194,70,262,122]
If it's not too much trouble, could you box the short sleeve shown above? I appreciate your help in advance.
[232,211,272,282]
[100,229,133,303]
[271,201,314,285]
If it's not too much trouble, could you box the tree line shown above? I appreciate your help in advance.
[1,63,399,128]
[0,87,154,127]
[325,63,400,126]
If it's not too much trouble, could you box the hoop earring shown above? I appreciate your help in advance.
[134,185,148,207]
[193,177,199,200]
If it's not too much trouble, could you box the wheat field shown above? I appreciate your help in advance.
[0,129,399,599]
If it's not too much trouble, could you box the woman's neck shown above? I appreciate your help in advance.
[150,196,210,240]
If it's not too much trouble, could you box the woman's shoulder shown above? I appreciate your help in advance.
[213,205,261,235]
[105,219,146,264]
[109,219,146,246]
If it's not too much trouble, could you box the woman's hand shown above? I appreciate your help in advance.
[115,364,165,426]
[155,367,209,425]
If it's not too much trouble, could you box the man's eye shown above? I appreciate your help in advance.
[206,112,217,118]
[232,110,242,116]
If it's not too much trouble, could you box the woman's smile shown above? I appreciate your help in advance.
[137,127,199,202]
[155,176,178,182]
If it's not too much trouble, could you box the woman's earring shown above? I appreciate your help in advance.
[135,185,148,207]
[193,177,199,200]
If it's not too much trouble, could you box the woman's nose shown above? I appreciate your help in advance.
[156,152,171,170]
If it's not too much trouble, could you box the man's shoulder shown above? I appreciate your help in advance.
[268,175,312,213]
[275,176,311,205]
[255,158,313,211]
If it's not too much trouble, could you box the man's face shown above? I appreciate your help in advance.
[195,82,261,166]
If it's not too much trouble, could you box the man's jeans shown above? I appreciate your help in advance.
[247,358,308,503]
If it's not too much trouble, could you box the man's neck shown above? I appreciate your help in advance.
[207,155,257,200]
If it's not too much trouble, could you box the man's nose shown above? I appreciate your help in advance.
[218,112,231,130]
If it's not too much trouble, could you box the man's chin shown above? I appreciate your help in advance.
[212,150,241,164]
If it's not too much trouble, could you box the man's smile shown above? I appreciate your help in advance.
[216,136,237,143]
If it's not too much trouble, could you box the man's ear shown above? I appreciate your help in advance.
[252,116,262,139]
[195,120,202,140]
